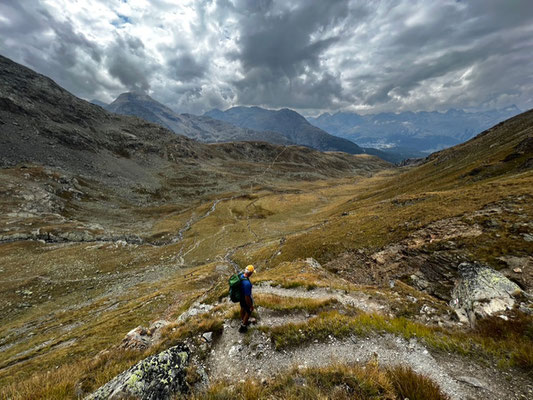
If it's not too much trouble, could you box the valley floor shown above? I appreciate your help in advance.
[1,163,532,399]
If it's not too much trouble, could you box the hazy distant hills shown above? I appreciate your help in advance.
[103,92,292,145]
[308,107,522,157]
[205,106,400,162]
[89,99,108,108]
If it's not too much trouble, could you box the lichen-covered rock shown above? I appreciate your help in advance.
[86,344,189,400]
[450,262,522,325]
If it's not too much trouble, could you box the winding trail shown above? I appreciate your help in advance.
[254,283,388,313]
[201,284,532,400]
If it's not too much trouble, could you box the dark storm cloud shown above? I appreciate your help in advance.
[0,0,115,100]
[106,35,154,92]
[166,53,207,82]
[226,0,354,109]
[340,0,533,112]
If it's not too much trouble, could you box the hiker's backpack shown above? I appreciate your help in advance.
[228,273,246,303]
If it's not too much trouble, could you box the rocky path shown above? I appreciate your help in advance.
[254,283,388,313]
[203,284,532,400]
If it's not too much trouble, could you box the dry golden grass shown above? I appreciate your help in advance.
[0,262,219,397]
[192,362,450,400]
[388,365,450,400]
[253,259,356,291]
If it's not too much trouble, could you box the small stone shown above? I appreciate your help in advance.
[513,268,523,273]
[456,376,487,389]
[522,233,533,242]
[202,332,213,342]
[229,345,242,357]
[406,295,418,303]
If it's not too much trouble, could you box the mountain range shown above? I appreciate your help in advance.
[205,106,370,155]
[102,93,292,146]
[308,107,522,157]
[95,96,401,163]
[205,107,400,162]
[0,54,388,206]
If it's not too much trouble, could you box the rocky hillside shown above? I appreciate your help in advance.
[0,55,389,201]
[105,92,292,145]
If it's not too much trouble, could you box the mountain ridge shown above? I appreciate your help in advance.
[105,92,293,146]
[0,54,389,204]
[205,106,401,162]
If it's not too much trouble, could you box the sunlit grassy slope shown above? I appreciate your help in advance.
[0,110,532,398]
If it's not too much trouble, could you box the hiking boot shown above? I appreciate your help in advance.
[238,324,248,333]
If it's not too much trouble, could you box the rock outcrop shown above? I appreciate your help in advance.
[86,344,189,400]
[450,262,522,325]
[121,320,170,351]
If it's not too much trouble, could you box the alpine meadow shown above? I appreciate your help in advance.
[0,1,532,399]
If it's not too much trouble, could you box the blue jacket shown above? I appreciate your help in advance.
[239,273,253,298]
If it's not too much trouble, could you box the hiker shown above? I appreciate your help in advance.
[239,265,255,332]
[228,264,256,332]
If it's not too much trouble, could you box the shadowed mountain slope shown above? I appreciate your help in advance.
[205,106,400,162]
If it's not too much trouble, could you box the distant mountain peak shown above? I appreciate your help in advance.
[104,93,293,145]
[205,105,368,155]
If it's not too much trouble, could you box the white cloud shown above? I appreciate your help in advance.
[0,0,532,114]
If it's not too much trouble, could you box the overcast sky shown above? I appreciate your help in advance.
[1,0,532,115]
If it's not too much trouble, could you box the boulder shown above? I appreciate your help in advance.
[450,262,522,325]
[177,303,213,321]
[121,326,151,350]
[121,320,170,350]
[86,344,189,400]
